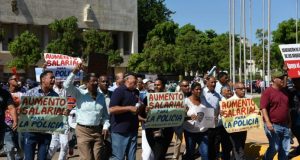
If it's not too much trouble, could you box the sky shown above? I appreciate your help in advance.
[164,0,297,43]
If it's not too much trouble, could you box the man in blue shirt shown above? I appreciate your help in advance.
[109,73,139,160]
[23,70,58,160]
[64,64,110,160]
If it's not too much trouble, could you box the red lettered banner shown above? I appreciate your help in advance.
[44,53,82,68]
[279,44,300,78]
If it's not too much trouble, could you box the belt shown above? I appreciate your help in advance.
[77,123,102,129]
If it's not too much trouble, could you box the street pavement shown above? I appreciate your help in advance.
[28,127,299,160]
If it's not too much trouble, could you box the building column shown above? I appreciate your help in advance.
[43,26,49,48]
[13,23,18,38]
[118,32,124,56]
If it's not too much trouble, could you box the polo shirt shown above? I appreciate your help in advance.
[109,85,139,133]
[260,87,289,124]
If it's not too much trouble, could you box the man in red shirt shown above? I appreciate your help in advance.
[260,71,290,160]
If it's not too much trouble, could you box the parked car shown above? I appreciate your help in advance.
[246,80,260,93]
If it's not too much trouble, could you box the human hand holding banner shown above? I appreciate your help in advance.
[219,98,263,133]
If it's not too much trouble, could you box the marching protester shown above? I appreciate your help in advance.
[23,70,58,160]
[220,85,233,100]
[182,82,209,160]
[108,72,125,92]
[1,76,18,160]
[201,76,231,160]
[260,71,291,160]
[5,75,24,160]
[137,77,148,102]
[48,80,69,160]
[63,63,110,160]
[172,79,191,160]
[139,80,154,160]
[227,82,249,160]
[98,75,112,111]
[109,73,140,160]
[144,78,174,160]
[215,72,229,94]
[289,78,300,158]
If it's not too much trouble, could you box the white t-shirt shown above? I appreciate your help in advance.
[183,98,208,133]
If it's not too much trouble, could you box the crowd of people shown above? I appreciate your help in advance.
[0,63,299,160]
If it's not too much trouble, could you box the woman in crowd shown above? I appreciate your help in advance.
[144,78,174,160]
[182,82,209,160]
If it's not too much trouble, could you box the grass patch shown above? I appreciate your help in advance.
[252,97,260,108]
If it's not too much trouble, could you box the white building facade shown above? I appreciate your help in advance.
[0,0,137,79]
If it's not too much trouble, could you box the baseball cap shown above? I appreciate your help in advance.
[272,71,285,79]
[143,79,150,84]
[148,83,154,91]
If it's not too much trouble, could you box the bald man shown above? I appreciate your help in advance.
[227,82,248,160]
[109,72,125,92]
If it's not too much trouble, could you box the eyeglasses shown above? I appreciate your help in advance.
[100,81,108,83]
[235,87,246,90]
[181,85,189,87]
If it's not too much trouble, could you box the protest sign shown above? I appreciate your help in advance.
[44,53,82,68]
[194,107,215,129]
[279,44,300,78]
[18,96,68,133]
[46,67,83,81]
[220,98,262,133]
[145,92,185,128]
[36,67,83,81]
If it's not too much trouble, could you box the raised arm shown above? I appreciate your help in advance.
[63,64,82,98]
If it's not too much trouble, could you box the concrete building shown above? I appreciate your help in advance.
[0,0,137,80]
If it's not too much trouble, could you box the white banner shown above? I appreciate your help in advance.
[44,53,82,68]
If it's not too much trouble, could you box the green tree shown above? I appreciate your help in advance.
[127,53,146,73]
[82,29,123,66]
[128,36,176,74]
[82,29,113,55]
[267,18,299,70]
[138,0,174,51]
[175,24,203,74]
[146,21,178,44]
[8,31,41,69]
[46,16,82,56]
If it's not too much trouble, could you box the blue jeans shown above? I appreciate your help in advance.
[111,132,137,160]
[23,132,52,160]
[184,130,209,160]
[263,124,290,160]
[4,129,15,160]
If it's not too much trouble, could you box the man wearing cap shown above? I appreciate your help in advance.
[260,70,291,160]
[109,72,140,160]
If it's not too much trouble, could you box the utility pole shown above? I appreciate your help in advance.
[239,0,243,82]
[232,0,236,84]
[229,0,232,81]
[267,0,271,87]
[262,0,265,89]
[243,0,247,87]
[250,0,253,94]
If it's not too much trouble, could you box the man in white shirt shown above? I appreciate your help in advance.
[201,76,231,160]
